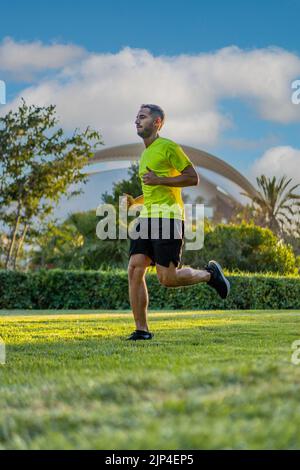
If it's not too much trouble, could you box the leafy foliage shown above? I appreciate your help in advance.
[183,222,298,275]
[30,163,142,270]
[30,211,130,270]
[0,99,103,270]
[101,162,142,205]
[241,175,300,235]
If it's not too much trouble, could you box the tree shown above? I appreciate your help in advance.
[30,211,129,270]
[101,162,142,205]
[30,163,142,270]
[241,175,300,236]
[0,99,103,270]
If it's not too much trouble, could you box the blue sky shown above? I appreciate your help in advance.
[1,0,300,187]
[2,0,300,55]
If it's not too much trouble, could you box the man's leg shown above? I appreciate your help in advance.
[156,261,230,299]
[156,262,210,287]
[128,254,152,331]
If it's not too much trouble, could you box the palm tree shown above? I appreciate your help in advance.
[241,175,300,235]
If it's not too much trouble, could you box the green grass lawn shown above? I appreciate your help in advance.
[0,309,300,450]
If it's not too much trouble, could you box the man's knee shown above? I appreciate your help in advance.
[156,262,178,288]
[128,264,146,281]
[157,271,177,288]
[128,255,150,281]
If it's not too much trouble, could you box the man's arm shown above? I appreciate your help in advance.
[142,165,199,188]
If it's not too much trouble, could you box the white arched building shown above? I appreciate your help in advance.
[88,143,257,223]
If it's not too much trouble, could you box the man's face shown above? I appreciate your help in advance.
[135,107,159,138]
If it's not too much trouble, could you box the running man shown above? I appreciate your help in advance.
[125,104,230,340]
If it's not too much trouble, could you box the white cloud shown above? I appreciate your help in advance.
[2,42,300,147]
[0,37,86,80]
[252,146,300,182]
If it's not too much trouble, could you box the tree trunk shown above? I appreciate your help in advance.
[269,215,280,235]
[5,206,22,270]
[12,223,28,270]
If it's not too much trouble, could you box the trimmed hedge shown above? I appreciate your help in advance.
[1,269,300,310]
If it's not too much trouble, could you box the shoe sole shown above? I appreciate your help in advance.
[126,335,154,341]
[126,337,153,341]
[209,260,230,299]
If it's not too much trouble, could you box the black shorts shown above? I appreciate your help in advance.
[129,218,185,268]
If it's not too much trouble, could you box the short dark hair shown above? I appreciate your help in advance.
[140,104,165,126]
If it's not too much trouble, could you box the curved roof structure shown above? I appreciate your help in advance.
[91,143,258,197]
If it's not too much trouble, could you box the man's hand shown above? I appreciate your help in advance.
[123,193,135,208]
[123,193,144,208]
[143,165,199,188]
[142,167,161,186]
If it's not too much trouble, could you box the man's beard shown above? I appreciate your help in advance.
[137,126,153,138]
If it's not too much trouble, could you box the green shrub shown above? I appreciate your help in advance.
[183,222,298,274]
[0,269,299,310]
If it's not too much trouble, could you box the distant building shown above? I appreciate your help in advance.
[89,143,257,223]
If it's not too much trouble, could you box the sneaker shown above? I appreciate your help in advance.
[205,260,230,299]
[126,330,154,341]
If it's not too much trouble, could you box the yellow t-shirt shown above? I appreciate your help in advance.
[139,137,192,220]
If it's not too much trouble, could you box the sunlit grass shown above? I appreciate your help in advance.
[0,309,300,450]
